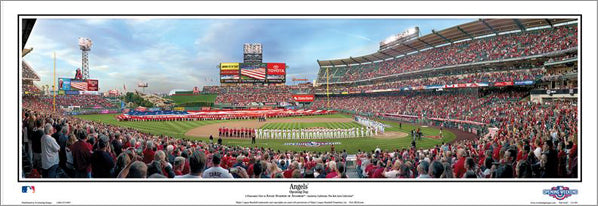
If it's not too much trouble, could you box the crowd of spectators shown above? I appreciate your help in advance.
[23,96,352,179]
[23,62,40,80]
[314,90,577,178]
[206,85,294,105]
[312,89,577,133]
[22,87,577,179]
[19,24,579,180]
[315,68,544,94]
[288,84,314,94]
[23,84,42,94]
[40,95,116,109]
[318,24,577,83]
[312,91,524,120]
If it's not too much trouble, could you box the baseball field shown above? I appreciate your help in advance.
[77,113,455,153]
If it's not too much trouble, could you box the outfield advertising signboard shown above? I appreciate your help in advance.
[266,63,285,75]
[266,75,285,83]
[86,79,99,91]
[65,90,80,95]
[514,80,534,85]
[220,63,241,83]
[220,63,239,70]
[494,81,515,87]
[266,63,286,83]
[58,78,99,91]
[292,94,315,102]
[219,62,286,83]
[59,78,71,90]
[221,75,240,83]
[220,70,240,75]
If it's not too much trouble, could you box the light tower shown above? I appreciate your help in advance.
[138,82,148,93]
[78,37,93,79]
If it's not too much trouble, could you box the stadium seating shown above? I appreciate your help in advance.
[312,89,577,178]
[23,84,42,94]
[22,61,40,80]
[315,67,546,94]
[20,22,578,180]
[22,87,577,179]
[206,85,294,106]
[318,25,577,83]
[39,95,116,109]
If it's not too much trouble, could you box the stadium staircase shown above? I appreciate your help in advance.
[343,155,360,178]
[345,166,360,178]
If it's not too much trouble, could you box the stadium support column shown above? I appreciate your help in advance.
[82,50,89,79]
[53,52,56,111]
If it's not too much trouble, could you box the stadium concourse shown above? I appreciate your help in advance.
[21,18,577,179]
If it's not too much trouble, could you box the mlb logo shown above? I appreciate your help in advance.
[22,186,35,193]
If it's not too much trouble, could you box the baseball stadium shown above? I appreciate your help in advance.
[21,18,579,179]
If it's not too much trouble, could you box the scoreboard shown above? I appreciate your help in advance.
[220,63,286,84]
[58,78,99,91]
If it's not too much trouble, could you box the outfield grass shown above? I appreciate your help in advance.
[167,94,217,105]
[77,113,228,139]
[76,113,455,153]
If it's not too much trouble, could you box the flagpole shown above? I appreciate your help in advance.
[326,67,329,108]
[53,52,56,111]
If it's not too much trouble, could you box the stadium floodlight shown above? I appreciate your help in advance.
[382,35,398,45]
[78,37,93,79]
[78,37,93,51]
[137,82,148,93]
[407,27,417,34]
[380,27,420,50]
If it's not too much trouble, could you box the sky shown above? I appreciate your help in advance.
[24,18,473,93]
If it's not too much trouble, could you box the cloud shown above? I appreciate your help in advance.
[329,29,374,42]
[23,18,476,91]
[84,19,109,25]
[93,65,110,71]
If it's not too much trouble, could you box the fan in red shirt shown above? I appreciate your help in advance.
[143,142,156,164]
[364,159,378,178]
[325,161,339,178]
[453,149,467,178]
[372,164,386,178]
[283,162,298,178]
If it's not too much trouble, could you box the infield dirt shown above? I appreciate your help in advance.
[185,117,407,139]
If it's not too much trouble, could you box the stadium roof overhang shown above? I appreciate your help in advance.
[22,19,36,50]
[318,18,576,67]
[23,48,33,57]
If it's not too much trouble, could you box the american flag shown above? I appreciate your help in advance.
[241,68,265,80]
[71,81,88,91]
